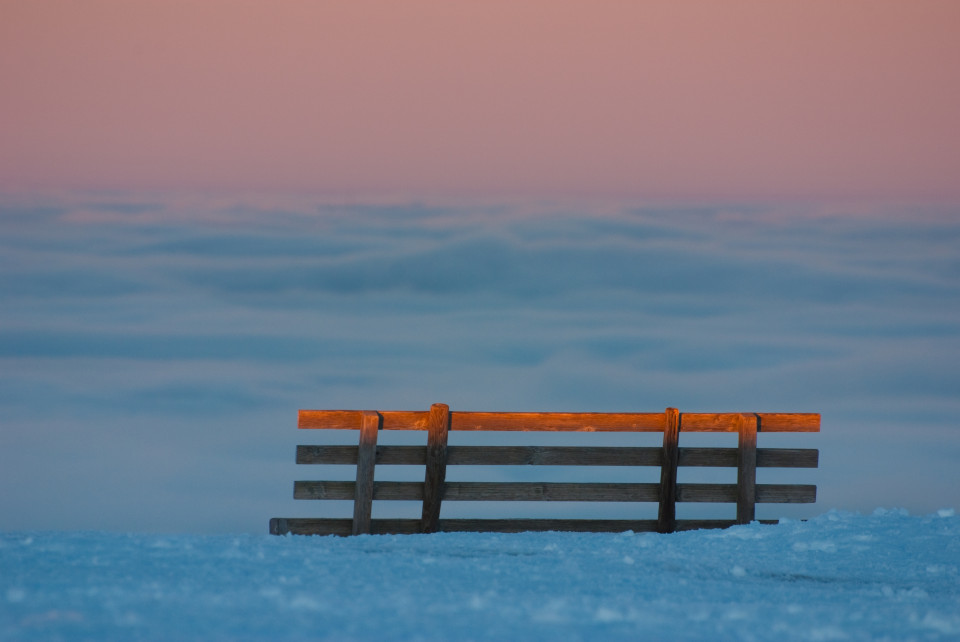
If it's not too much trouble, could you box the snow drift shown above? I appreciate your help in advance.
[2,509,958,641]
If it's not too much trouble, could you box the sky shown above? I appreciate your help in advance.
[2,0,960,199]
[1,2,959,534]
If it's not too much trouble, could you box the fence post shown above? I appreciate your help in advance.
[421,403,450,533]
[657,407,680,533]
[736,413,758,525]
[352,411,380,535]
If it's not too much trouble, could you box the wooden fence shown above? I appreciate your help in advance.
[270,405,819,536]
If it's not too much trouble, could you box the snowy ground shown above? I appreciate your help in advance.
[2,510,958,641]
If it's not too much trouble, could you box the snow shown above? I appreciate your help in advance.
[2,510,959,641]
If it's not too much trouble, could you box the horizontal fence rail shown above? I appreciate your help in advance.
[269,517,785,537]
[272,405,820,536]
[292,481,817,503]
[296,445,819,468]
[297,410,821,432]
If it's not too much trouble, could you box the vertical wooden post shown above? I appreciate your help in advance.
[657,407,680,533]
[352,411,380,535]
[421,403,450,533]
[736,413,758,525]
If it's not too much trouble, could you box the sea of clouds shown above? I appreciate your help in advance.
[1,196,957,532]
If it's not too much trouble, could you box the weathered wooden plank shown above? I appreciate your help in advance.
[297,444,818,468]
[448,446,662,466]
[674,519,779,531]
[295,481,423,501]
[272,518,662,535]
[757,413,820,433]
[449,412,665,432]
[676,483,817,503]
[302,481,662,502]
[680,448,819,468]
[295,481,350,499]
[437,519,661,533]
[680,413,740,432]
[298,480,819,504]
[442,482,660,502]
[756,448,819,468]
[756,484,817,503]
[677,483,738,502]
[352,411,380,534]
[298,409,820,432]
[297,445,661,466]
[678,447,821,468]
[269,517,783,536]
[680,412,820,433]
[298,409,429,430]
[269,517,287,535]
[678,447,738,467]
[379,411,431,430]
[271,518,422,536]
[297,445,426,465]
[298,410,363,430]
[737,413,758,524]
[296,480,817,503]
[421,403,450,533]
[297,445,360,464]
[678,447,820,469]
[658,407,680,533]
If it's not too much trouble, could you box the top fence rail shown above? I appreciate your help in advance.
[298,410,821,433]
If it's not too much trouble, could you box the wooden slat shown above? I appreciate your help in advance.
[298,409,429,430]
[297,445,818,468]
[674,519,779,531]
[756,448,819,468]
[676,483,817,503]
[658,407,680,533]
[421,403,450,533]
[448,446,661,466]
[299,445,657,466]
[298,445,425,465]
[299,410,820,434]
[677,483,738,502]
[298,410,363,430]
[680,412,740,432]
[757,413,820,433]
[680,413,740,432]
[679,447,738,467]
[737,413,758,524]
[269,517,783,536]
[449,412,665,432]
[678,447,820,468]
[756,484,817,503]
[442,482,660,502]
[295,480,351,499]
[299,409,820,433]
[380,411,431,430]
[297,481,661,502]
[352,411,380,534]
[295,481,423,501]
[680,412,820,433]
[272,518,662,535]
[297,445,360,464]
[436,519,661,533]
[271,518,420,536]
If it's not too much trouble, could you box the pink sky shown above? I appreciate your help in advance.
[2,1,958,200]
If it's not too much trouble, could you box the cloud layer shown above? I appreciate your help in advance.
[1,197,958,531]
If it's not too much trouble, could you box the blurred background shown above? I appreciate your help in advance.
[2,1,958,532]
